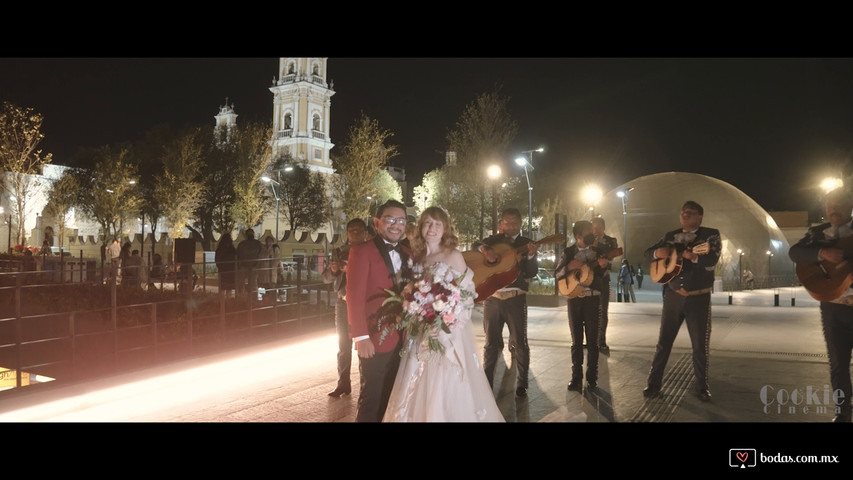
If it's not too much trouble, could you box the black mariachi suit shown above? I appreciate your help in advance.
[789,219,853,419]
[644,226,721,394]
[321,245,352,393]
[473,233,539,391]
[555,244,607,385]
[596,233,619,347]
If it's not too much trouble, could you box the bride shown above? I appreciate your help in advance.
[382,206,505,422]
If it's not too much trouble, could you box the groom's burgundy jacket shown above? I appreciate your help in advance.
[346,237,411,354]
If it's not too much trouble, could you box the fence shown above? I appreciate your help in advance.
[720,272,800,292]
[0,256,335,394]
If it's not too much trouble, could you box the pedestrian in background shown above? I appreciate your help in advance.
[236,228,263,299]
[323,218,369,398]
[215,233,237,297]
[619,259,636,302]
[108,238,121,281]
[636,264,644,289]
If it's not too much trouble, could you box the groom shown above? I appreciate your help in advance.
[346,199,412,422]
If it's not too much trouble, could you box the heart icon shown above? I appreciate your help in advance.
[736,452,748,463]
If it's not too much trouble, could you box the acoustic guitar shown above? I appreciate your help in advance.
[649,242,710,284]
[558,247,623,298]
[463,234,565,303]
[796,236,853,302]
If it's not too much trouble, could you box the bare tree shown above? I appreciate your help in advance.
[442,87,518,240]
[0,101,53,246]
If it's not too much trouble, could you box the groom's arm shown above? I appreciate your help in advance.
[345,243,374,356]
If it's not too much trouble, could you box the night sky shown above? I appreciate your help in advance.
[3,57,853,214]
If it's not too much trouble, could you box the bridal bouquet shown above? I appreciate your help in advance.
[380,262,474,355]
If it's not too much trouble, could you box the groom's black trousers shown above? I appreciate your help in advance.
[356,346,402,422]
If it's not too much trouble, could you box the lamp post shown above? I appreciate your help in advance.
[737,249,744,290]
[766,250,774,287]
[366,195,378,222]
[616,187,634,263]
[261,175,280,242]
[487,164,502,234]
[0,206,7,254]
[515,147,543,239]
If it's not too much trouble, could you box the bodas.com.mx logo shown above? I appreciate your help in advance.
[730,449,757,468]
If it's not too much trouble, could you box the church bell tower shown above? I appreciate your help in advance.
[269,58,335,174]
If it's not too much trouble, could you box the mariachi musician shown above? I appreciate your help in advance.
[642,200,721,402]
[472,207,539,397]
[789,188,853,422]
[555,220,609,392]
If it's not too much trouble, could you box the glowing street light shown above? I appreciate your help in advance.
[821,177,843,193]
[616,187,634,262]
[515,147,544,238]
[766,250,774,286]
[487,165,502,234]
[737,248,745,290]
[581,185,602,219]
[261,176,281,241]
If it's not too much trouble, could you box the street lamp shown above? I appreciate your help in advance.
[0,206,8,254]
[261,175,280,241]
[821,177,843,193]
[766,250,774,287]
[515,147,543,238]
[487,165,502,234]
[737,248,745,290]
[581,185,602,220]
[616,187,634,263]
[366,195,378,222]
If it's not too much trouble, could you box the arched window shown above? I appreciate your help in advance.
[313,113,321,131]
[284,113,292,130]
[287,63,295,75]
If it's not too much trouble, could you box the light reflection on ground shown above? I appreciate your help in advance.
[0,333,337,422]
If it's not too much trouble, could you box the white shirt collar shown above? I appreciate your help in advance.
[824,219,853,240]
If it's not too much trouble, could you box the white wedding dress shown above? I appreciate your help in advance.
[382,265,505,422]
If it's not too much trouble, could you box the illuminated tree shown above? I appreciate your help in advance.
[154,127,206,239]
[43,170,79,249]
[0,101,53,246]
[227,121,273,233]
[444,86,517,240]
[71,147,143,244]
[331,113,398,221]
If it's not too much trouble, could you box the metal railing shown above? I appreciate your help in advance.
[721,273,799,292]
[0,257,335,394]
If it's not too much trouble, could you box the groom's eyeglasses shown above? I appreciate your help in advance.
[381,216,407,226]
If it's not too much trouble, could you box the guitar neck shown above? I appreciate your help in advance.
[513,234,564,254]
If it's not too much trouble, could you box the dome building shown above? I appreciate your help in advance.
[591,172,795,290]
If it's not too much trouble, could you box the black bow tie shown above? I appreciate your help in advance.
[384,243,400,253]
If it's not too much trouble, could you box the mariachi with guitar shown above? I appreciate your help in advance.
[463,233,565,302]
[793,235,853,302]
[649,241,711,284]
[557,244,624,298]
